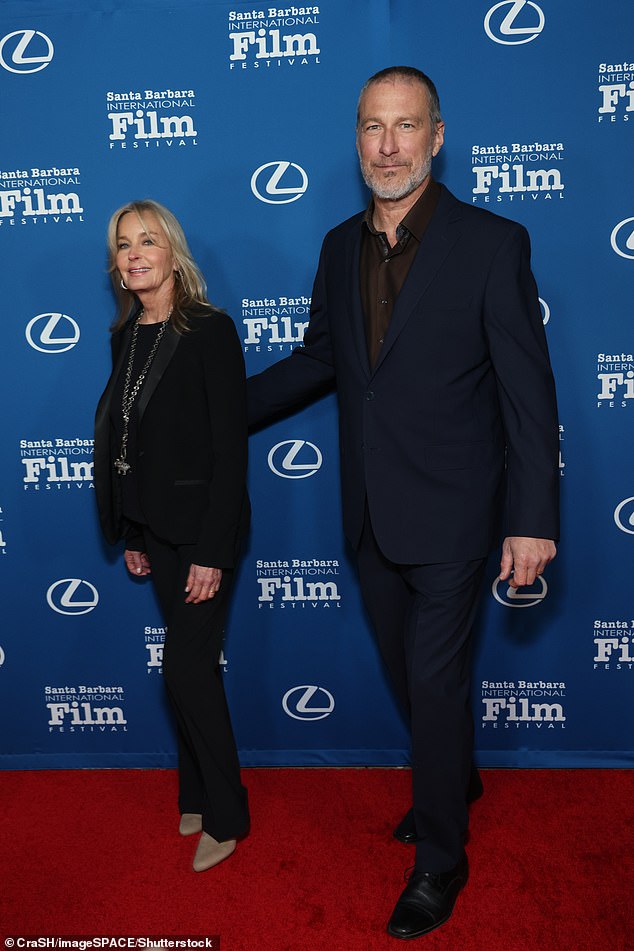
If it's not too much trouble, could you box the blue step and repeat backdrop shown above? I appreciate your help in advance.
[1,0,633,769]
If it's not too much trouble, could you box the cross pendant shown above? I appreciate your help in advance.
[114,458,131,476]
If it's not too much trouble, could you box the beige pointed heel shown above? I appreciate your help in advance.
[192,831,237,871]
[179,812,203,836]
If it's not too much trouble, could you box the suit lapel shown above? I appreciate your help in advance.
[345,222,371,378]
[371,188,464,377]
[94,322,133,436]
[137,323,181,422]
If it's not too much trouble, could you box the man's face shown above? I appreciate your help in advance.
[356,78,444,201]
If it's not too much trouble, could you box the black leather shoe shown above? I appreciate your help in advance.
[387,853,468,939]
[393,770,484,844]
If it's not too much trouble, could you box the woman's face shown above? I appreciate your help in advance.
[115,211,176,298]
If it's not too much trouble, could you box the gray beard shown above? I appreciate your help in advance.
[360,156,432,201]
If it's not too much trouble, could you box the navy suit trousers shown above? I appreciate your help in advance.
[357,508,486,872]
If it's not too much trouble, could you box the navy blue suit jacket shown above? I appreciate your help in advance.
[249,184,559,564]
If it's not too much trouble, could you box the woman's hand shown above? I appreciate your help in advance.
[185,564,222,604]
[125,549,151,576]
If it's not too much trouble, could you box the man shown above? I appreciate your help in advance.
[249,66,559,939]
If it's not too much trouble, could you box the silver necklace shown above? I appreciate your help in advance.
[114,310,171,476]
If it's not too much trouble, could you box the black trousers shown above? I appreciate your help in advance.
[357,510,486,872]
[143,527,249,842]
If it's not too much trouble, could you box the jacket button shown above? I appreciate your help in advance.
[366,390,375,401]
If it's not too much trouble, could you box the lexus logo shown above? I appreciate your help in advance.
[484,1,545,46]
[0,29,54,73]
[614,497,634,535]
[251,161,309,204]
[47,579,99,616]
[539,297,550,326]
[25,313,80,353]
[268,439,322,479]
[492,575,548,607]
[610,218,634,260]
[282,685,335,721]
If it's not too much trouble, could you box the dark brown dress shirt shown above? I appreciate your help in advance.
[360,178,440,368]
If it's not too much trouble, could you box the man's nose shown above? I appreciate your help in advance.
[379,130,398,155]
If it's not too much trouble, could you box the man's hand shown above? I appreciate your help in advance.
[124,549,151,577]
[499,536,556,589]
[185,564,222,604]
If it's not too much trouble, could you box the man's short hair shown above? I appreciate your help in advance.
[357,66,442,131]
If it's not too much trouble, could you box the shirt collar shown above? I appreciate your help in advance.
[363,178,440,243]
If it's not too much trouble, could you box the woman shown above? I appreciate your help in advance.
[94,200,250,871]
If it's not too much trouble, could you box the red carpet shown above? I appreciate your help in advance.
[1,768,632,950]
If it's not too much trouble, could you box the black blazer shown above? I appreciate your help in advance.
[95,305,249,569]
[249,184,559,564]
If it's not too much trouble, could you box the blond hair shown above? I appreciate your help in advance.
[107,199,214,333]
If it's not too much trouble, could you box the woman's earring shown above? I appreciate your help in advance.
[120,279,128,290]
